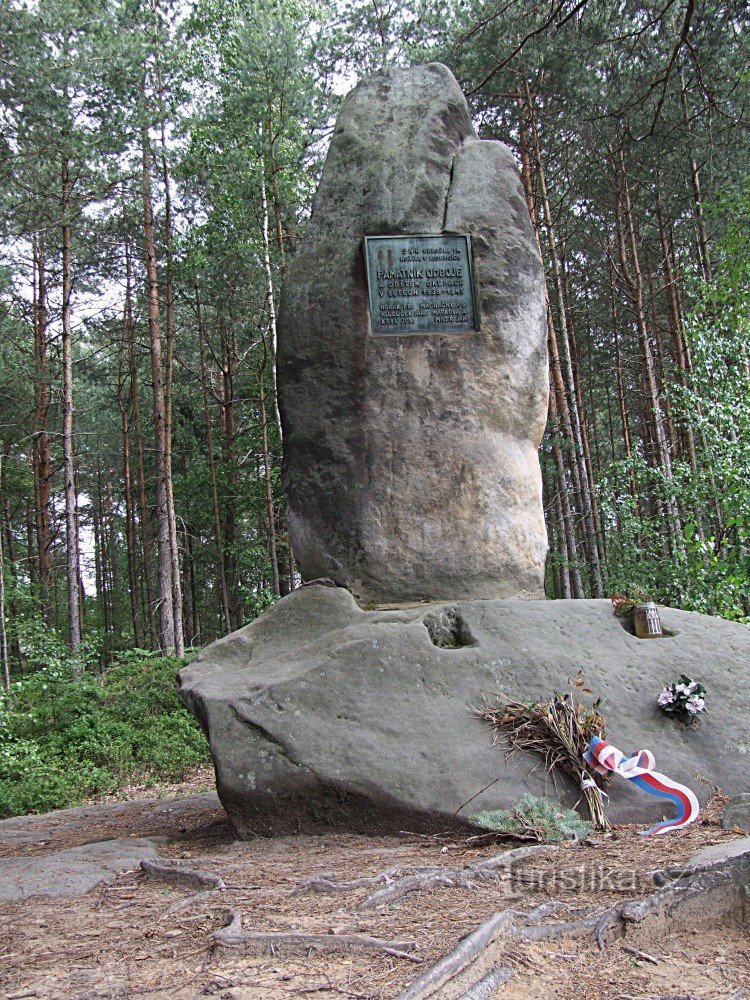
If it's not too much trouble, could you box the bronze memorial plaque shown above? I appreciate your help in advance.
[364,234,477,335]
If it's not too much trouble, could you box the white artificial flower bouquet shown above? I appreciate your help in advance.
[658,674,707,721]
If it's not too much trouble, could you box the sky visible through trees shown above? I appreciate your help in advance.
[0,0,748,682]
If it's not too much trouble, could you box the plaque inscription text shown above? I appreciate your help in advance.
[364,234,477,335]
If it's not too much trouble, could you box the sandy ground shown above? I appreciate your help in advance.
[0,778,748,1000]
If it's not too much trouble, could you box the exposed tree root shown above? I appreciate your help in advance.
[396,909,516,1000]
[297,844,558,912]
[297,868,404,895]
[456,966,513,1000]
[210,908,420,960]
[396,849,750,999]
[358,844,558,910]
[594,848,750,950]
[140,859,226,892]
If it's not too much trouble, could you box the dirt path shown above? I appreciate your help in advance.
[0,786,747,999]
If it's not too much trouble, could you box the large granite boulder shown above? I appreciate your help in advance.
[179,585,750,837]
[277,63,548,603]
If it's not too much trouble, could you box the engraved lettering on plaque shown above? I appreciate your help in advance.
[364,234,478,335]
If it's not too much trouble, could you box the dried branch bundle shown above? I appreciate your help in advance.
[475,683,611,831]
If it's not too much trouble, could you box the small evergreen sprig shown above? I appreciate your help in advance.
[658,674,707,720]
[472,794,592,843]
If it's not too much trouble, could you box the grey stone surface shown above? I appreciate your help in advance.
[721,793,750,832]
[688,837,750,868]
[0,793,223,853]
[0,838,159,900]
[179,585,750,837]
[277,63,548,603]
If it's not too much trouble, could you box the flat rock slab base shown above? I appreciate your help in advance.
[179,586,750,837]
[0,838,159,900]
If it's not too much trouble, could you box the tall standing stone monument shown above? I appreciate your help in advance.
[278,63,548,603]
[180,68,750,838]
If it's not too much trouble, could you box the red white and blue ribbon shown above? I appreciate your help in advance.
[584,736,700,836]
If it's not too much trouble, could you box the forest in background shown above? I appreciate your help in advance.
[1,0,749,689]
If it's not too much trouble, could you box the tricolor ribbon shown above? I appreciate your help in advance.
[583,736,700,836]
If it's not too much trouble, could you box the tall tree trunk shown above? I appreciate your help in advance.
[118,262,142,649]
[654,186,705,493]
[150,6,184,657]
[679,74,712,283]
[258,149,282,598]
[614,145,683,553]
[61,155,82,660]
[219,318,241,630]
[260,123,296,592]
[562,259,607,572]
[195,286,231,634]
[608,261,638,500]
[549,393,584,598]
[31,234,52,621]
[126,241,158,650]
[184,524,200,647]
[524,81,603,597]
[140,112,175,653]
[258,351,281,597]
[94,455,110,665]
[0,457,9,689]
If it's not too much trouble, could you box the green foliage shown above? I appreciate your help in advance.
[0,653,211,818]
[472,794,592,843]
[596,189,750,623]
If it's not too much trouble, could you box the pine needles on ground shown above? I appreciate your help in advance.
[475,679,611,831]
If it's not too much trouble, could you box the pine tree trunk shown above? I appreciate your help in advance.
[680,74,712,283]
[614,145,683,553]
[61,156,82,661]
[549,392,584,598]
[195,286,231,634]
[94,456,110,665]
[258,149,282,598]
[219,318,240,630]
[126,241,158,650]
[655,188,699,471]
[258,351,281,597]
[260,123,296,592]
[32,234,53,621]
[524,81,603,597]
[140,113,175,653]
[119,258,143,648]
[151,18,184,657]
[0,459,9,689]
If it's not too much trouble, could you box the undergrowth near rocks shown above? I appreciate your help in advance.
[0,651,211,817]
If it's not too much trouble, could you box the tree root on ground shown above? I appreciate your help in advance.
[396,849,750,999]
[210,908,421,961]
[455,966,513,1000]
[139,859,227,918]
[296,868,405,895]
[140,859,226,892]
[298,844,559,911]
[395,909,516,1000]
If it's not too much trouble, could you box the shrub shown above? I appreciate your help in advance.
[0,653,211,818]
